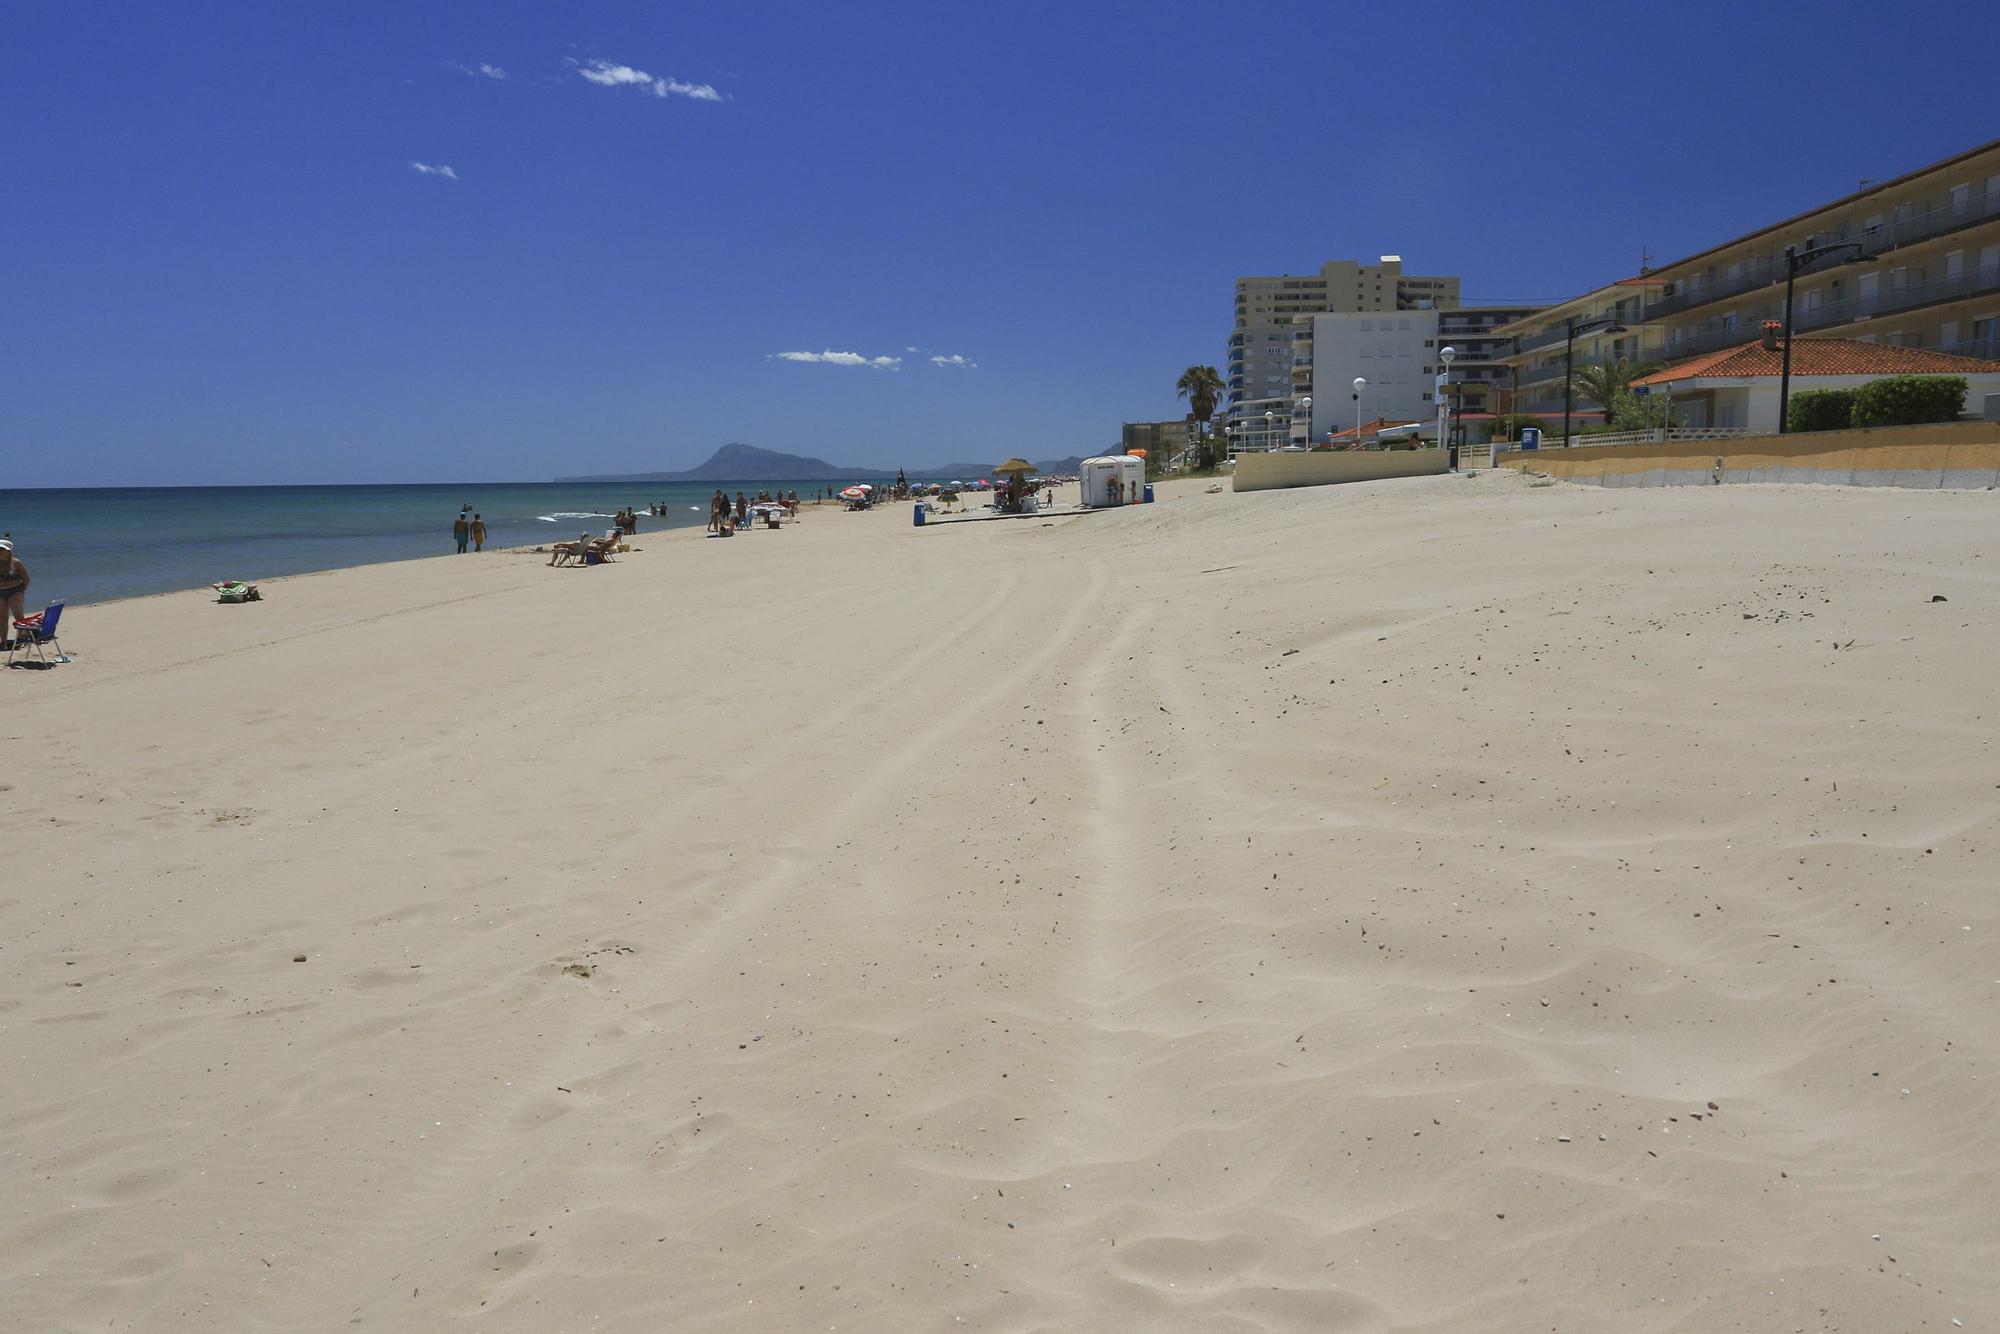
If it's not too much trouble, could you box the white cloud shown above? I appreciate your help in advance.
[929,353,977,369]
[410,161,460,180]
[770,350,901,369]
[568,58,722,102]
[448,61,509,79]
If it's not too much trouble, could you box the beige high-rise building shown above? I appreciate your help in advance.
[1228,256,1460,413]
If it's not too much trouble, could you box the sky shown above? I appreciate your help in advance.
[5,0,1997,487]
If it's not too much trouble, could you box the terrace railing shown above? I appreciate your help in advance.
[1643,187,2000,322]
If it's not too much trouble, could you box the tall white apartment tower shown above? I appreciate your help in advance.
[1227,256,1460,416]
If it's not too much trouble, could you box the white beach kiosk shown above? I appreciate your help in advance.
[1079,454,1146,508]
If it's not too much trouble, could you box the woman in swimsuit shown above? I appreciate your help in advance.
[0,540,28,648]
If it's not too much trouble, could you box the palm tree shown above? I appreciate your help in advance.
[1176,365,1224,467]
[1571,357,1662,422]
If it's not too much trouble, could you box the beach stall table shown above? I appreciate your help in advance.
[992,457,1038,512]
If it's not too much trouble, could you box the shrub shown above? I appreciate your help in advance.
[1850,375,1967,428]
[1786,388,1855,433]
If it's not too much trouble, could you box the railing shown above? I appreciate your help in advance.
[1796,262,2000,335]
[1506,316,1651,356]
[1643,186,2000,322]
[1495,426,1754,454]
[1517,353,1629,387]
[1657,261,2000,362]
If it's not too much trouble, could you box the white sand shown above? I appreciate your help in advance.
[3,474,1997,1331]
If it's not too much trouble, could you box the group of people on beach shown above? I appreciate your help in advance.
[451,508,488,554]
[708,489,800,535]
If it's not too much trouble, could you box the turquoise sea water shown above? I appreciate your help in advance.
[0,480,872,608]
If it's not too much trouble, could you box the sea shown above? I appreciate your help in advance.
[0,480,901,608]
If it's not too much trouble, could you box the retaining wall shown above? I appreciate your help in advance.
[1498,421,2000,490]
[1232,450,1449,493]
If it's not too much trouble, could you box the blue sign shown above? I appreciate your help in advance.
[1632,384,1651,397]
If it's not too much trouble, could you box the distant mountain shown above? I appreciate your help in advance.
[555,442,895,484]
[556,443,1092,485]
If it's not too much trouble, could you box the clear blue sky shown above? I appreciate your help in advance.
[5,0,1995,486]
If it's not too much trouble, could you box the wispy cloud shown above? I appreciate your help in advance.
[447,60,509,80]
[410,161,460,180]
[770,350,901,369]
[568,57,722,102]
[929,353,977,369]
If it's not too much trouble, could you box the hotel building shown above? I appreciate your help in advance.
[1228,256,1460,423]
[1641,138,2000,425]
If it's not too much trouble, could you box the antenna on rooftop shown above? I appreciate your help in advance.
[1640,246,1652,275]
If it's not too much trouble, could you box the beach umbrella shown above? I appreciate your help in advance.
[992,457,1037,475]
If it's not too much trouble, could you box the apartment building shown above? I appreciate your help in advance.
[1295,303,1543,442]
[1121,419,1195,458]
[1490,279,1666,421]
[1228,256,1460,411]
[1642,138,2000,373]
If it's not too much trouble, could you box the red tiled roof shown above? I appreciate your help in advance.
[1325,415,1412,441]
[1636,338,2000,386]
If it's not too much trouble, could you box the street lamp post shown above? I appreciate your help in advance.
[1778,241,1877,433]
[1352,376,1367,449]
[1562,315,1629,448]
[1437,345,1457,462]
[1297,395,1312,447]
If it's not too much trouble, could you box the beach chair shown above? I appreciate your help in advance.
[9,600,67,665]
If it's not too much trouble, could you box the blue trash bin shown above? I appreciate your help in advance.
[1143,484,1155,504]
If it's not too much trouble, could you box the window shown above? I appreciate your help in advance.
[1946,250,1965,281]
[1952,183,1971,216]
[1941,320,1959,350]
[1981,244,2000,277]
[1974,316,1998,356]
[1858,272,1880,311]
[1885,330,1907,347]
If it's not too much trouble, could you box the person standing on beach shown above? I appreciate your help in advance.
[735,492,749,528]
[452,512,470,554]
[0,540,29,648]
[470,513,487,552]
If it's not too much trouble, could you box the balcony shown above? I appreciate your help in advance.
[1656,260,2000,363]
[1643,187,2000,322]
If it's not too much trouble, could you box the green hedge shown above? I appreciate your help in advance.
[1786,388,1855,433]
[1850,375,1967,428]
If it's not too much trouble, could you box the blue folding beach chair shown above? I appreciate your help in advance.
[9,599,67,665]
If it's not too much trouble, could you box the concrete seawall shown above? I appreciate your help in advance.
[1499,421,2000,490]
[1233,450,1449,493]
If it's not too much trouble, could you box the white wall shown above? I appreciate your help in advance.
[1308,310,1440,439]
[1689,373,2000,433]
[1232,449,1449,492]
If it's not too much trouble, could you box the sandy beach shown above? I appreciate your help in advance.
[3,473,1996,1332]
